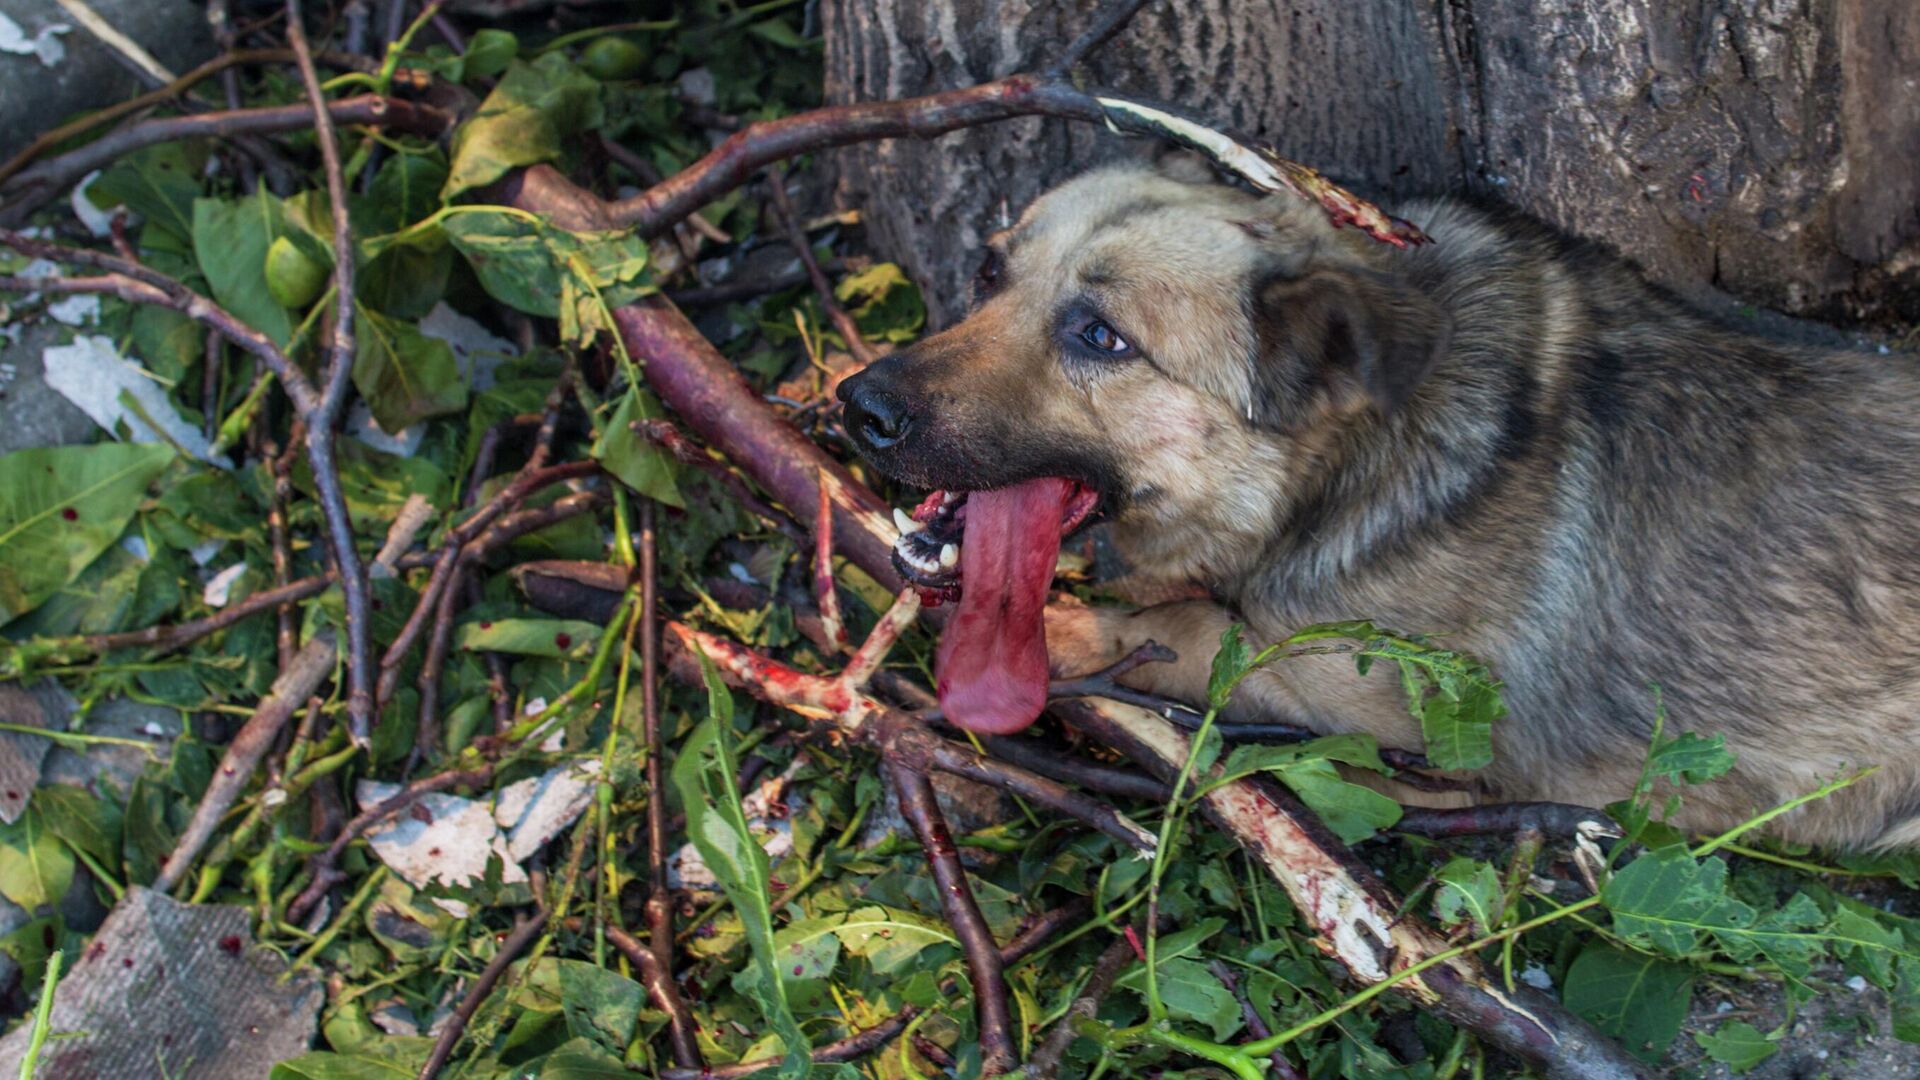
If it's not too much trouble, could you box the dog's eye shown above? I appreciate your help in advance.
[1080,320,1130,354]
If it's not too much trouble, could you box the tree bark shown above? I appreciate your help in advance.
[823,0,1920,330]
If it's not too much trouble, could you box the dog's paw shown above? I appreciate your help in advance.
[1043,599,1135,678]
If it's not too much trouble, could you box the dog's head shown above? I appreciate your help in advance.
[837,161,1452,584]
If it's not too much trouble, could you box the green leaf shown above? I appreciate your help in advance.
[774,906,957,980]
[1647,731,1737,785]
[456,618,602,658]
[444,54,604,198]
[0,805,75,911]
[442,211,651,332]
[303,437,450,527]
[1207,623,1251,711]
[1271,757,1401,844]
[363,153,449,235]
[129,305,205,384]
[556,960,644,1053]
[32,784,122,868]
[1602,849,1746,957]
[1693,1020,1778,1073]
[1115,956,1243,1041]
[1562,943,1694,1061]
[1432,856,1503,936]
[1283,620,1504,770]
[590,385,684,507]
[832,262,923,343]
[0,443,173,624]
[460,29,519,83]
[671,653,811,1077]
[353,304,469,433]
[269,1040,433,1079]
[193,190,300,345]
[91,141,208,243]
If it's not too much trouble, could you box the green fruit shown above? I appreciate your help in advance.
[581,37,645,81]
[264,235,328,310]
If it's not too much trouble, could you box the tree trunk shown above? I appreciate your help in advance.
[822,0,1919,331]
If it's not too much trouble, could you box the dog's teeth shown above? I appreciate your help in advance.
[893,508,922,535]
[940,543,959,569]
[941,491,960,505]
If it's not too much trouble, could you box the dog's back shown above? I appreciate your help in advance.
[1242,197,1920,848]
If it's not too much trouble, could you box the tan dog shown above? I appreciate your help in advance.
[836,162,1920,851]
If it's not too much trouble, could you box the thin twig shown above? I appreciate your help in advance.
[1393,803,1617,841]
[289,0,374,746]
[640,498,676,997]
[768,168,875,366]
[813,472,848,650]
[287,765,496,924]
[0,96,449,222]
[417,909,545,1080]
[569,918,702,1069]
[1043,0,1156,79]
[154,631,337,892]
[634,418,809,544]
[885,760,1017,1075]
[1030,931,1139,1079]
[1209,959,1307,1080]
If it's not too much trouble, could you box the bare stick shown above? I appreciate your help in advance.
[884,760,1017,1075]
[417,910,545,1080]
[567,917,702,1069]
[635,419,810,545]
[599,79,1424,248]
[813,473,849,649]
[1209,959,1307,1080]
[768,168,876,367]
[0,96,449,223]
[289,0,375,747]
[154,631,337,892]
[287,765,495,924]
[1393,803,1616,841]
[0,47,373,188]
[1044,0,1156,79]
[1030,931,1138,1079]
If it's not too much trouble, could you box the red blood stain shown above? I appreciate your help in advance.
[428,847,442,857]
[554,632,573,648]
[122,958,134,968]
[219,935,243,956]
[792,965,803,976]
[480,621,493,630]
[3,790,17,801]
[61,508,77,521]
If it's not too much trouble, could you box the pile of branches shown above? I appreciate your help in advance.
[0,2,1653,1078]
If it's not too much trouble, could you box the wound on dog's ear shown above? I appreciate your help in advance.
[1252,268,1452,428]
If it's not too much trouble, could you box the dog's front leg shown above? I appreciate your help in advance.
[1044,599,1425,751]
[1044,599,1295,719]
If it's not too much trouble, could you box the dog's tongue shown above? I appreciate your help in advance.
[934,477,1074,734]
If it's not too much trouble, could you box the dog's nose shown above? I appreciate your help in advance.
[839,377,913,451]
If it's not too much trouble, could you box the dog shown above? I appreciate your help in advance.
[835,160,1920,852]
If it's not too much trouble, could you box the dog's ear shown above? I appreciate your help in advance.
[1251,267,1451,429]
[1153,148,1216,184]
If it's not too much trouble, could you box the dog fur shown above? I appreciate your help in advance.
[837,162,1920,851]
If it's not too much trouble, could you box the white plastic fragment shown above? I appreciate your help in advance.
[355,781,527,891]
[71,171,116,238]
[346,400,423,458]
[668,758,804,892]
[418,302,517,391]
[355,761,602,895]
[45,293,99,326]
[201,563,248,608]
[0,13,70,67]
[42,335,225,465]
[494,760,602,862]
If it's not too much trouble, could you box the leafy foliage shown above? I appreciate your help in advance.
[1,8,1916,1080]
